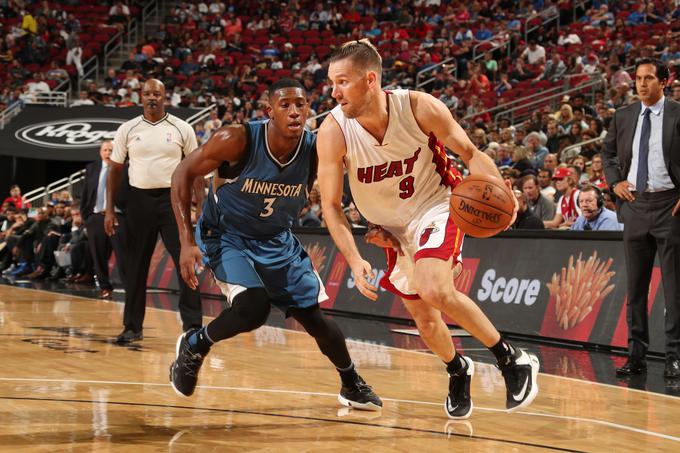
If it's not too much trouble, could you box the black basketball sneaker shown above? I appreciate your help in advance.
[445,356,474,419]
[500,349,539,412]
[170,328,206,397]
[338,375,383,411]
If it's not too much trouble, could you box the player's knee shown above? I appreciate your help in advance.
[416,283,451,308]
[232,288,271,332]
[414,316,442,339]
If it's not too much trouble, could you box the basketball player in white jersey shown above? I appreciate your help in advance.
[317,40,540,419]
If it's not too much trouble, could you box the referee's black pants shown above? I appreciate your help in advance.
[123,187,202,333]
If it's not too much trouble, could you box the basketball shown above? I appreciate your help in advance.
[449,174,514,238]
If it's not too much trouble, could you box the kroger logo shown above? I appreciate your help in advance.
[15,119,124,149]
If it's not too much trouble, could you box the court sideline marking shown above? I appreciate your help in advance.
[0,376,678,443]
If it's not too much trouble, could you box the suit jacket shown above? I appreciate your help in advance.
[81,160,130,221]
[603,98,680,220]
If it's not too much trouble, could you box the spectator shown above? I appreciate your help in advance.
[203,109,222,139]
[526,131,549,169]
[344,203,368,229]
[3,185,30,209]
[544,167,581,228]
[109,1,131,27]
[65,34,84,77]
[571,185,622,231]
[537,167,557,200]
[609,64,633,89]
[511,190,545,230]
[26,72,50,95]
[671,80,680,102]
[71,91,94,107]
[510,145,533,174]
[520,40,546,65]
[45,61,68,82]
[521,175,556,222]
[536,53,566,82]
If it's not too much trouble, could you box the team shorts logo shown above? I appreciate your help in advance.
[419,222,440,246]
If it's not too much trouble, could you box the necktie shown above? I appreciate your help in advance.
[95,165,109,213]
[635,108,651,193]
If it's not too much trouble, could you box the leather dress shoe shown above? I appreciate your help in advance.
[115,329,143,344]
[74,273,94,284]
[665,357,680,379]
[616,357,647,376]
[98,289,113,299]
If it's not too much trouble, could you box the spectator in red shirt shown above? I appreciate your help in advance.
[3,185,30,210]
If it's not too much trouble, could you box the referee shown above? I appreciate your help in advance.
[105,78,204,344]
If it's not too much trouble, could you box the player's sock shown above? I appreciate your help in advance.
[187,326,213,355]
[489,337,516,367]
[446,352,469,376]
[337,362,360,387]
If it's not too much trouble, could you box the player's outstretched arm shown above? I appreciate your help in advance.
[171,125,247,288]
[317,115,378,301]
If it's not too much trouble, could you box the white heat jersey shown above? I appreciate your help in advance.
[331,89,453,228]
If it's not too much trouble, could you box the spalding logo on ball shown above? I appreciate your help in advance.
[449,174,514,238]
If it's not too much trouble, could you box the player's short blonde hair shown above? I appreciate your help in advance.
[329,39,382,79]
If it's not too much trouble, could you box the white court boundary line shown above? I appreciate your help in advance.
[5,285,680,401]
[0,376,678,443]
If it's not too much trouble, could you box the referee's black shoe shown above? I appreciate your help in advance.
[170,328,205,397]
[115,329,143,344]
[338,375,382,411]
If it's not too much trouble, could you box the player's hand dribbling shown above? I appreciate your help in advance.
[365,226,404,255]
[349,258,379,301]
[180,245,204,290]
[504,179,519,229]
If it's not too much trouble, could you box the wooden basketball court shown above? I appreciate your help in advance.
[0,285,678,452]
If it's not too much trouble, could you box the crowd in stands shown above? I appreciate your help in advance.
[3,0,680,273]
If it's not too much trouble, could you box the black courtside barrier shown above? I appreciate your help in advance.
[145,229,666,355]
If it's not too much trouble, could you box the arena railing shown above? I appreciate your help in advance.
[492,74,606,125]
[559,135,606,164]
[101,1,160,78]
[472,33,513,62]
[461,71,604,124]
[524,5,560,43]
[415,57,457,91]
[23,170,86,208]
[25,92,69,107]
[0,101,22,130]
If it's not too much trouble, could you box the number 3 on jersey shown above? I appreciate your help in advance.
[260,197,276,217]
[399,176,415,199]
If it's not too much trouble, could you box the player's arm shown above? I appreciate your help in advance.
[410,90,517,225]
[317,115,378,301]
[171,125,247,288]
[410,90,501,178]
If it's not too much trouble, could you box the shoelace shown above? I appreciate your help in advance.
[181,349,203,377]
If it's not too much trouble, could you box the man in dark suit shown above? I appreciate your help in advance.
[81,140,128,299]
[603,58,680,380]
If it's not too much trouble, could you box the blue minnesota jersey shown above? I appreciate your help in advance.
[203,120,316,238]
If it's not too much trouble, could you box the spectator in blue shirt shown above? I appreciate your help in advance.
[571,185,623,231]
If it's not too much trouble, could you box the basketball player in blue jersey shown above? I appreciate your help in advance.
[168,78,382,411]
